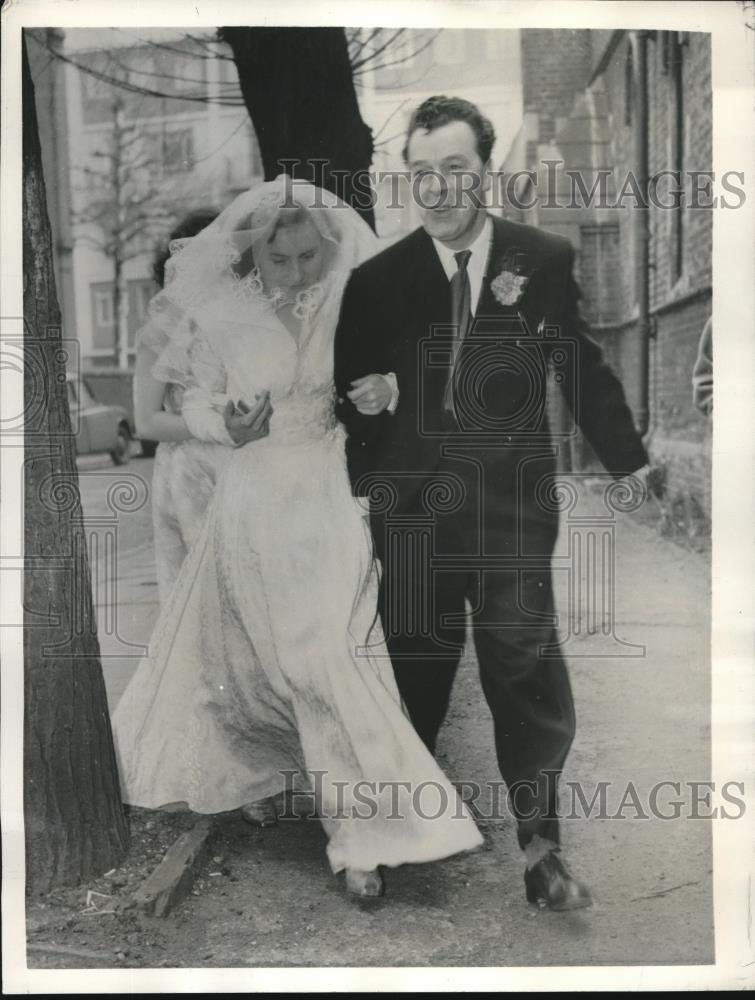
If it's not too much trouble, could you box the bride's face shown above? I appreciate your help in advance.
[256,215,325,298]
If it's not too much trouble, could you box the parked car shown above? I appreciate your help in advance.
[139,437,158,458]
[66,373,132,465]
[81,368,157,458]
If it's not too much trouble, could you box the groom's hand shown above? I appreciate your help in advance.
[223,392,273,445]
[617,464,654,505]
[348,374,394,415]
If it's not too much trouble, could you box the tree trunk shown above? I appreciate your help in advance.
[113,253,129,369]
[219,27,376,231]
[23,38,129,895]
[111,98,124,368]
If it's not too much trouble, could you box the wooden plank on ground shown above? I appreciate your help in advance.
[131,816,214,917]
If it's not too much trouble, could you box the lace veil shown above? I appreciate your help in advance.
[137,174,379,388]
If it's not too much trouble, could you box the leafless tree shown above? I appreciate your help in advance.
[30,26,439,107]
[219,27,380,227]
[23,34,129,894]
[72,96,172,366]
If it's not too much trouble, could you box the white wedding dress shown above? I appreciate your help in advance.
[112,267,483,874]
[147,384,231,605]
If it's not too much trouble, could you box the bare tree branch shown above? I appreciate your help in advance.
[352,29,440,76]
[112,28,234,61]
[371,98,412,143]
[349,28,406,72]
[101,47,239,91]
[31,33,245,106]
[183,31,236,58]
[345,27,382,63]
[33,26,438,107]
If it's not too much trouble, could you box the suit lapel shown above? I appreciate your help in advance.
[474,216,541,336]
[406,218,539,334]
[410,226,451,325]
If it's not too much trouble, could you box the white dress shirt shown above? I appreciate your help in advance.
[380,215,492,418]
[431,213,493,316]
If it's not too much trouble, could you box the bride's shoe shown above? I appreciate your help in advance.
[345,868,384,897]
[240,797,278,827]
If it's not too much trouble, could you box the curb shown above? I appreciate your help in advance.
[130,816,215,917]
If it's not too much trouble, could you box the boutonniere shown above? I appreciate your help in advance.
[490,269,529,307]
[490,248,533,307]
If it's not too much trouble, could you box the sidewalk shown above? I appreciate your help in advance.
[92,480,713,967]
[96,538,160,712]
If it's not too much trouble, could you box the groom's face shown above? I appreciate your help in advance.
[406,120,490,248]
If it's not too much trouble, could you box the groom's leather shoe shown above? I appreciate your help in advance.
[524,850,592,911]
[240,797,277,828]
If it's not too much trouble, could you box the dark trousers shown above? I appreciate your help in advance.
[372,494,576,850]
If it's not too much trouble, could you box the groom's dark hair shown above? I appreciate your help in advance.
[402,95,496,165]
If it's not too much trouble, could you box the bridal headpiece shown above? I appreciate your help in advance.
[141,174,378,355]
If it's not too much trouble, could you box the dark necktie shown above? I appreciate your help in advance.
[443,249,473,416]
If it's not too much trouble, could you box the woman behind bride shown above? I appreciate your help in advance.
[112,176,482,897]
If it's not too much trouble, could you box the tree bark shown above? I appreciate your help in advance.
[113,252,129,369]
[23,37,129,895]
[219,27,376,231]
[111,98,128,369]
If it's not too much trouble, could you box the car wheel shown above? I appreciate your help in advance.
[139,439,158,459]
[110,423,131,465]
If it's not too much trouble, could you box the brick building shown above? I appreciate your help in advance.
[502,29,713,533]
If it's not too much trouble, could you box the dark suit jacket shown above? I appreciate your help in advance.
[334,215,648,533]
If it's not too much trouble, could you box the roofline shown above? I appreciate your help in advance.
[587,29,627,87]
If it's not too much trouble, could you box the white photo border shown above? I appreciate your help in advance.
[2,0,753,992]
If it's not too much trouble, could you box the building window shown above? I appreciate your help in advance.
[163,128,194,173]
[79,52,134,124]
[142,127,194,175]
[91,282,116,351]
[142,130,162,167]
[93,286,115,326]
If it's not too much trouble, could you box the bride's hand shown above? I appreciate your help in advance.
[223,392,273,445]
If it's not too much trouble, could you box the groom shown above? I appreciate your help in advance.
[334,96,648,909]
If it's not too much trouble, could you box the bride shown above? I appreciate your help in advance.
[111,176,482,897]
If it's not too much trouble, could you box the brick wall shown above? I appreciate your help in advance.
[520,30,593,137]
[512,29,713,527]
[650,296,712,521]
[648,33,713,306]
[597,31,712,528]
[652,295,712,444]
